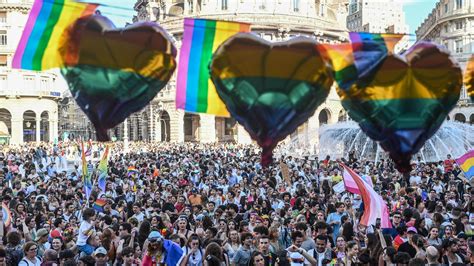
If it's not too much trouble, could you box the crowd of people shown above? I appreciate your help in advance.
[0,141,472,266]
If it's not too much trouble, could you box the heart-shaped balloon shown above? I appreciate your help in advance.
[59,15,177,141]
[337,42,462,173]
[210,33,333,166]
[465,55,474,101]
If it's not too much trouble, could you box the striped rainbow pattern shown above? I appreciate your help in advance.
[12,0,97,70]
[320,32,403,90]
[176,18,251,117]
[97,145,109,192]
[456,150,474,179]
[81,141,92,200]
[465,56,474,101]
[93,198,107,213]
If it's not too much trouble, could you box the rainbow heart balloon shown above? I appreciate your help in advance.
[337,42,462,173]
[59,15,177,141]
[465,55,474,101]
[210,33,333,167]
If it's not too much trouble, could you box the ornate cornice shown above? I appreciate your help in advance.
[0,3,31,13]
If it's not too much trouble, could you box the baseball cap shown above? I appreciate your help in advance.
[407,227,417,233]
[35,228,49,241]
[148,231,163,242]
[94,247,107,255]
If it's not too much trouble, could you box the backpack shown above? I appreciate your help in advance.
[6,245,23,266]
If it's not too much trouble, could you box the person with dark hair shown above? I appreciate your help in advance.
[19,241,41,266]
[203,242,228,266]
[120,246,141,266]
[257,235,276,266]
[0,248,5,266]
[294,222,316,251]
[231,232,254,266]
[179,234,204,266]
[78,255,96,266]
[442,238,464,265]
[326,202,346,241]
[398,228,418,258]
[307,235,336,266]
[5,231,23,266]
[76,208,96,256]
[249,251,265,266]
[394,252,411,265]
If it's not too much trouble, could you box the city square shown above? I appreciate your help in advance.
[0,0,473,265]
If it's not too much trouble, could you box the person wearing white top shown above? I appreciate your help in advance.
[18,242,42,266]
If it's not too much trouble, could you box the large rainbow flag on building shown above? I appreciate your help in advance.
[340,163,391,228]
[176,18,251,116]
[12,0,97,70]
[320,32,403,90]
[457,151,474,179]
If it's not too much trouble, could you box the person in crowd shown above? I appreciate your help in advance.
[0,142,472,265]
[19,241,42,266]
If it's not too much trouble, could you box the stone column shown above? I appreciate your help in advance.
[123,118,129,152]
[36,113,40,143]
[199,114,216,143]
[49,119,54,143]
[149,105,154,142]
[10,114,23,144]
[172,110,185,143]
[155,115,162,142]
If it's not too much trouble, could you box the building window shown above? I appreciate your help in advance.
[0,54,6,67]
[293,0,300,12]
[221,0,227,10]
[455,20,463,30]
[224,118,236,135]
[456,0,463,9]
[40,77,50,90]
[0,12,5,23]
[0,30,6,46]
[455,39,463,53]
[258,0,266,10]
[23,75,35,90]
[444,4,448,13]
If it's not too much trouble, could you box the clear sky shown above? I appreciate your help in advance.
[84,0,437,34]
[403,0,438,34]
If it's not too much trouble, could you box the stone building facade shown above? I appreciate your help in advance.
[0,0,60,144]
[127,0,350,145]
[416,0,474,124]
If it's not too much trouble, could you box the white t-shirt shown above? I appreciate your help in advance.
[18,257,42,266]
[77,220,94,246]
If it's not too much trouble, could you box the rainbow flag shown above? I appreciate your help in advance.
[81,141,92,200]
[2,203,12,227]
[97,145,109,192]
[465,56,474,101]
[320,32,403,90]
[457,151,474,179]
[340,163,391,228]
[93,198,107,213]
[176,18,251,116]
[12,0,97,70]
[127,166,139,177]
